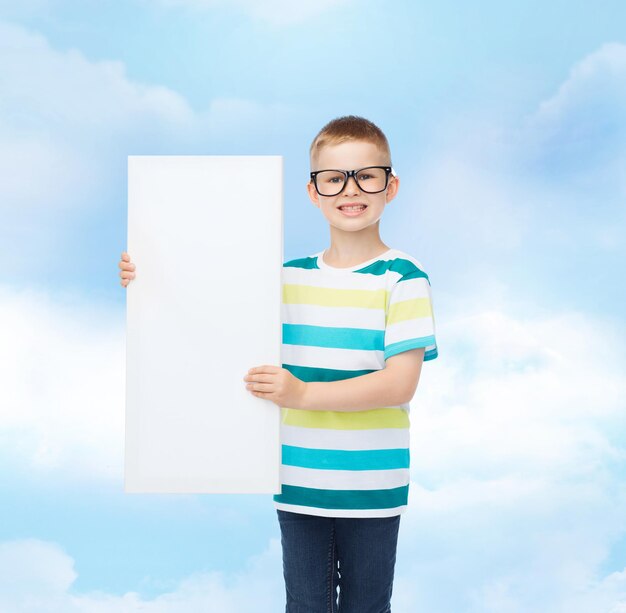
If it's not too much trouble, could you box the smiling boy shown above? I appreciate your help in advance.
[242,115,438,611]
[118,115,438,612]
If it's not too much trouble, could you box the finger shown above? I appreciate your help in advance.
[120,262,135,271]
[249,365,278,374]
[247,374,273,383]
[120,271,135,279]
[247,382,273,392]
[122,252,129,261]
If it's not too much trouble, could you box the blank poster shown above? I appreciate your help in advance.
[125,155,283,494]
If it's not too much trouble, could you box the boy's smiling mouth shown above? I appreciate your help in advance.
[338,203,368,216]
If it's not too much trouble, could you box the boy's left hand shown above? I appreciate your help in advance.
[243,365,307,408]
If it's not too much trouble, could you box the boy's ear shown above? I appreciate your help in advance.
[307,180,320,207]
[386,174,400,201]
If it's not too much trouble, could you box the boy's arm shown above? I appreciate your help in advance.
[300,347,425,412]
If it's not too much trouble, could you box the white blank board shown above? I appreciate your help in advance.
[125,155,283,494]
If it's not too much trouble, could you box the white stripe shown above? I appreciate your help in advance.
[388,276,432,303]
[280,465,409,490]
[385,317,435,346]
[274,501,406,518]
[281,343,384,371]
[283,263,401,290]
[280,424,409,450]
[283,302,385,328]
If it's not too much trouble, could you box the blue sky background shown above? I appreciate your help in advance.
[1,1,625,611]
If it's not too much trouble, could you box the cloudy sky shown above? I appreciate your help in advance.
[1,1,625,611]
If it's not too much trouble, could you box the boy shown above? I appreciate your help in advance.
[119,115,438,612]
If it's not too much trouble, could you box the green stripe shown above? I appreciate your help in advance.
[425,347,438,361]
[283,363,377,382]
[273,484,409,510]
[283,256,429,283]
[284,256,320,269]
[354,257,429,281]
[280,407,410,430]
[282,445,409,470]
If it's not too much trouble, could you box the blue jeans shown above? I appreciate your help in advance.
[277,509,401,613]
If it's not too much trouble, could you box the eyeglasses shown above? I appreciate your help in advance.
[310,166,396,197]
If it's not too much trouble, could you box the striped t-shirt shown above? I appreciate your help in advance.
[272,247,438,518]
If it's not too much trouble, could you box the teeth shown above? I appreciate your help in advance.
[340,205,366,211]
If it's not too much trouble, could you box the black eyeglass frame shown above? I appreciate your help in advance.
[309,166,396,197]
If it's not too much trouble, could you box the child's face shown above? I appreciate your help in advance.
[307,139,399,234]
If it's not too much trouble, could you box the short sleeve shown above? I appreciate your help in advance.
[384,266,438,362]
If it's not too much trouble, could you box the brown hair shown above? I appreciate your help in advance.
[309,115,392,169]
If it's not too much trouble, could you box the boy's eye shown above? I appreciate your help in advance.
[358,173,373,180]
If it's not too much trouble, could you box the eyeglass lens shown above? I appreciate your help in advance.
[315,167,388,196]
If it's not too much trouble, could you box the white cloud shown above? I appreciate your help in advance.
[0,539,77,604]
[0,284,126,481]
[2,530,623,613]
[0,19,300,281]
[394,472,626,611]
[394,42,626,308]
[0,20,296,219]
[0,20,192,215]
[411,308,626,481]
[523,42,626,158]
[0,537,284,612]
[405,152,533,253]
[384,303,626,612]
[514,42,626,216]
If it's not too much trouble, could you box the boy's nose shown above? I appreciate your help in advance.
[344,176,360,193]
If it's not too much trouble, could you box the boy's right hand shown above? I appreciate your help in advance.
[119,251,136,288]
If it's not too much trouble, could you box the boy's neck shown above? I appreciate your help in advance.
[322,239,391,268]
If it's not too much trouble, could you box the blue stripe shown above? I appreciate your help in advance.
[283,323,384,351]
[384,335,436,360]
[282,445,409,470]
